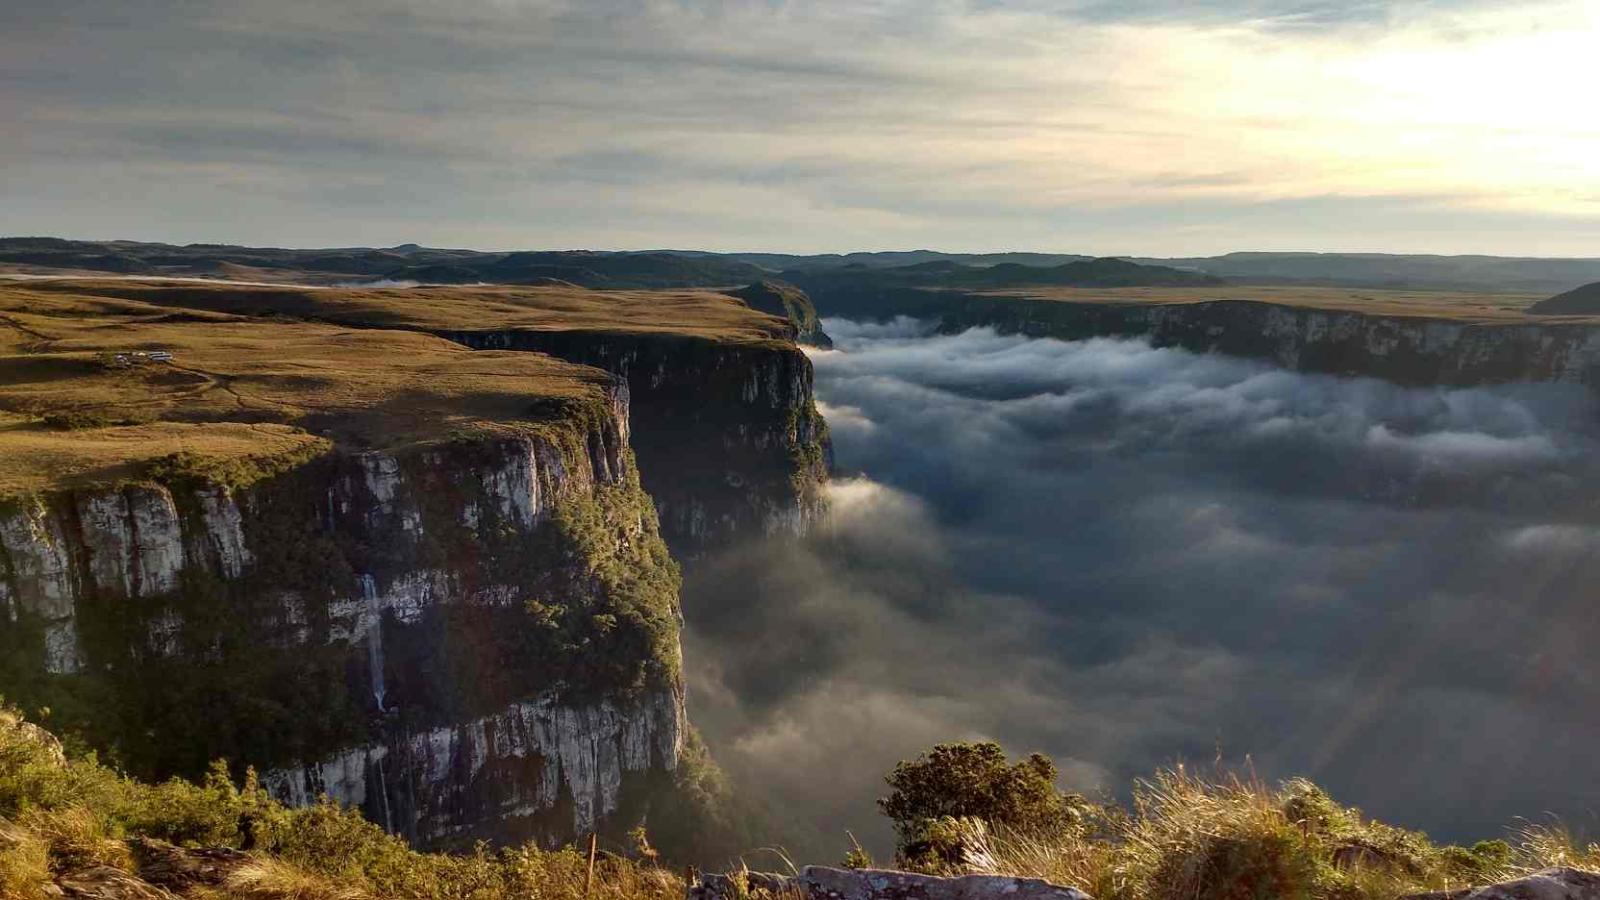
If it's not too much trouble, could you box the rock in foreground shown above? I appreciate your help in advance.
[690,867,1090,900]
[1404,867,1600,900]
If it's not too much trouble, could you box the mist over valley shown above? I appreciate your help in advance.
[687,319,1600,858]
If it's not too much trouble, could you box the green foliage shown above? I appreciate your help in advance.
[40,410,152,431]
[544,446,683,694]
[148,440,332,493]
[0,705,684,899]
[876,748,1568,900]
[841,834,873,870]
[880,742,1084,867]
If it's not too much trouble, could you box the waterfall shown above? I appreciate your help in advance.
[374,754,395,835]
[360,574,386,711]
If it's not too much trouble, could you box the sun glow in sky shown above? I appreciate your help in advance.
[2,0,1597,255]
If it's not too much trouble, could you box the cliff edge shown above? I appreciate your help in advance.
[0,284,705,850]
[18,279,833,558]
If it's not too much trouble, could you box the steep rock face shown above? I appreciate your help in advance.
[822,288,1600,386]
[264,688,682,846]
[724,281,834,348]
[976,299,1600,386]
[0,388,686,849]
[437,329,831,557]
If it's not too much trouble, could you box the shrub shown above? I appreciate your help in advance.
[880,741,1084,865]
[877,747,1573,900]
[0,705,685,900]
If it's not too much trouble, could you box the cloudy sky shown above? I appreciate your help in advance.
[3,0,1597,255]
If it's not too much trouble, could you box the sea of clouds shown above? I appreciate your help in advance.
[684,320,1600,860]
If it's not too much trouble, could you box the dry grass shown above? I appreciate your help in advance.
[944,766,1561,900]
[11,277,795,344]
[21,805,134,875]
[0,284,621,496]
[223,857,370,900]
[985,284,1570,323]
[0,819,51,899]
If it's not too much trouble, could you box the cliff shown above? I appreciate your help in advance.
[804,283,1600,387]
[436,328,829,556]
[21,279,833,557]
[0,285,696,849]
[723,281,833,348]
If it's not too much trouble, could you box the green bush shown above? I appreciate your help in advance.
[880,742,1087,867]
[0,706,684,900]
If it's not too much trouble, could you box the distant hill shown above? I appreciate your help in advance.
[0,239,766,289]
[1527,281,1600,315]
[1136,252,1600,293]
[780,257,1225,320]
[8,239,1600,294]
[944,257,1225,289]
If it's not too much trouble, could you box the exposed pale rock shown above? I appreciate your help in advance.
[127,487,184,596]
[328,570,452,641]
[55,865,177,900]
[0,496,82,624]
[193,487,251,578]
[483,442,541,527]
[0,501,80,672]
[690,868,1092,900]
[75,491,135,597]
[263,687,684,843]
[359,453,402,510]
[1402,867,1600,900]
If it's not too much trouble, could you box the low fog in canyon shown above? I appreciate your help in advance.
[685,320,1600,858]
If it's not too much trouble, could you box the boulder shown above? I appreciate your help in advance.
[689,866,1090,900]
[54,866,176,900]
[1403,867,1600,900]
[130,838,250,892]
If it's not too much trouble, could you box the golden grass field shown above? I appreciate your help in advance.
[0,281,696,496]
[13,278,796,344]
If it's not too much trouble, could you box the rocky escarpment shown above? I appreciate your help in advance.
[947,298,1600,386]
[14,279,835,562]
[724,281,833,348]
[436,329,830,557]
[0,393,688,849]
[815,286,1600,387]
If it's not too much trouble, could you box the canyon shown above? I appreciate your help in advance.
[790,281,1600,387]
[6,255,1600,862]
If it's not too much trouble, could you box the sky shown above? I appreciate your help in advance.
[3,0,1598,256]
[686,320,1600,859]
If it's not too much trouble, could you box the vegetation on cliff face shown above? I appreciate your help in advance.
[723,281,833,348]
[874,742,1598,900]
[0,707,686,900]
[0,282,709,850]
